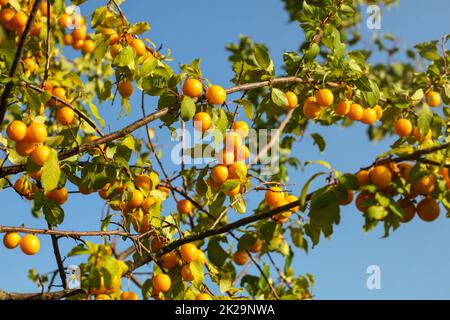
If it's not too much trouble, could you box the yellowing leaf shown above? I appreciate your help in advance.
[42,149,61,193]
[88,102,105,127]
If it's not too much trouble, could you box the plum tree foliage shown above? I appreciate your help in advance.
[0,0,449,300]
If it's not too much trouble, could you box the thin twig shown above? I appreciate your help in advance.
[48,223,67,290]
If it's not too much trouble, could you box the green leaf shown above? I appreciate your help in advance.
[410,89,424,105]
[304,42,320,61]
[39,193,64,226]
[417,104,433,136]
[367,205,389,220]
[141,279,153,300]
[231,196,246,214]
[122,96,131,115]
[195,167,209,195]
[63,72,84,88]
[139,55,158,78]
[91,6,107,27]
[189,260,204,284]
[415,41,440,61]
[362,80,380,107]
[102,256,121,288]
[341,4,354,14]
[214,108,229,135]
[41,149,61,193]
[355,76,372,91]
[300,172,327,206]
[271,88,288,107]
[306,186,340,246]
[67,243,90,257]
[207,236,228,267]
[254,44,271,70]
[88,102,105,127]
[220,179,240,192]
[115,136,135,162]
[237,233,257,251]
[101,215,113,231]
[180,96,196,121]
[310,133,326,153]
[443,106,450,119]
[290,227,306,250]
[260,221,276,243]
[142,74,168,96]
[234,99,253,119]
[338,173,359,190]
[128,22,151,35]
[219,273,233,293]
[241,274,260,296]
[304,160,332,170]
[113,46,136,71]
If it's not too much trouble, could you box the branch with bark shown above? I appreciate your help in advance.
[2,75,443,180]
[0,289,82,300]
[0,226,133,237]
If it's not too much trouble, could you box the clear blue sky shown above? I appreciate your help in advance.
[1,0,450,299]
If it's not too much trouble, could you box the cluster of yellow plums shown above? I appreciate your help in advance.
[232,238,263,267]
[6,120,50,166]
[0,0,41,74]
[87,256,139,300]
[293,88,383,125]
[14,172,69,205]
[0,0,32,35]
[0,1,93,73]
[262,186,300,224]
[3,232,40,255]
[93,291,139,300]
[94,173,170,235]
[151,242,212,300]
[106,27,155,100]
[58,11,96,55]
[179,79,251,200]
[353,162,449,222]
[393,90,441,141]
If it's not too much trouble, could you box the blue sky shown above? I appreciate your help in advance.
[1,0,450,299]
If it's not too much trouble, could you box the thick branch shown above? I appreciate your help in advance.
[225,76,340,95]
[1,76,353,179]
[128,195,309,272]
[0,0,43,124]
[0,226,132,237]
[0,289,82,300]
[361,142,450,170]
[1,289,82,300]
[391,142,450,163]
[0,107,171,178]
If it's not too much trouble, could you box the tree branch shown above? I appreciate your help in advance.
[361,142,450,170]
[43,0,51,82]
[48,224,67,289]
[0,107,171,178]
[1,76,354,178]
[0,289,82,300]
[25,83,105,137]
[127,195,309,273]
[250,108,294,168]
[224,77,340,95]
[0,0,43,124]
[392,142,450,163]
[248,252,279,299]
[0,226,132,237]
